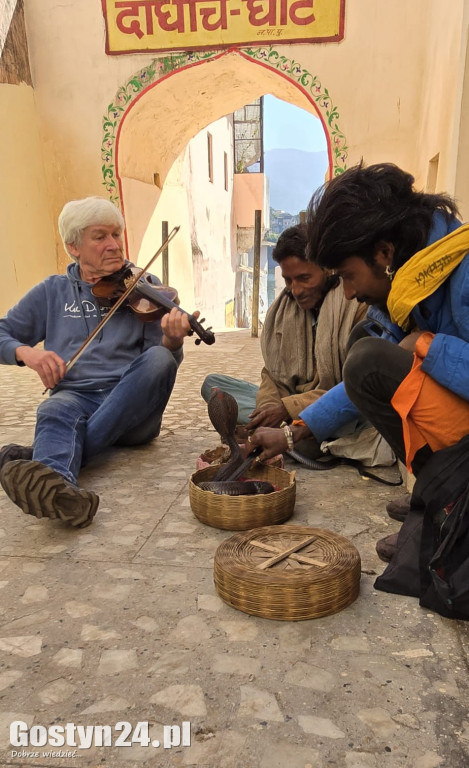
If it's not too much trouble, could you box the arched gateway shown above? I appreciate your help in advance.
[101,45,347,208]
[100,45,347,324]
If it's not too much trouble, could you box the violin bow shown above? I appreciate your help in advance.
[43,225,180,394]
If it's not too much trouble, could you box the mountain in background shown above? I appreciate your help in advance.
[263,148,329,214]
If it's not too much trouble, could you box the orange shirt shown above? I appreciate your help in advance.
[391,332,469,471]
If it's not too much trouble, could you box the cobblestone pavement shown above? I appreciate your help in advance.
[0,330,468,768]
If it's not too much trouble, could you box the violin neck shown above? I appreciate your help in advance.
[135,277,215,345]
[135,278,178,312]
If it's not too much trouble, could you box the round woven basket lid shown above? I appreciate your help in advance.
[214,525,361,621]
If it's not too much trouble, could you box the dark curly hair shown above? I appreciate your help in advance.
[306,161,460,271]
[273,221,340,295]
[272,223,308,263]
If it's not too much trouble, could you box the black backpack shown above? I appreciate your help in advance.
[374,434,469,620]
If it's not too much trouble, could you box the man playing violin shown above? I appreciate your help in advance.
[0,196,197,528]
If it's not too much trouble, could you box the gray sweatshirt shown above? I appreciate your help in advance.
[0,262,183,390]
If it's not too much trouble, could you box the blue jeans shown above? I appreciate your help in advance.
[201,374,258,424]
[33,347,178,485]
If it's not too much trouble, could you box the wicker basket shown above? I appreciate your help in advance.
[214,525,361,620]
[189,463,296,531]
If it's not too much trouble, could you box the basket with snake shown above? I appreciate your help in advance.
[189,390,296,530]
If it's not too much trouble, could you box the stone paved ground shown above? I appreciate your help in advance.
[0,330,468,768]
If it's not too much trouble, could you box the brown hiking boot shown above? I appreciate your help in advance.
[0,444,33,471]
[376,532,399,562]
[0,460,99,528]
[386,493,412,522]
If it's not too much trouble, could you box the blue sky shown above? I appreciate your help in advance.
[263,94,327,152]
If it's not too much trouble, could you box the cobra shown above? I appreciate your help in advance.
[200,389,274,496]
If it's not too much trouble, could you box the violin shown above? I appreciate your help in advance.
[92,265,215,346]
[43,226,196,393]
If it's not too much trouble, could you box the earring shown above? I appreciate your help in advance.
[385,264,395,281]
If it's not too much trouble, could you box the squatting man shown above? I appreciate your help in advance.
[250,162,469,562]
[0,197,197,527]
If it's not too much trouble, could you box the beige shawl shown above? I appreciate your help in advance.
[259,284,393,466]
[260,282,364,396]
[259,285,393,466]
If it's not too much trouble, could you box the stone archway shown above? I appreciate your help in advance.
[101,45,347,208]
[101,45,348,324]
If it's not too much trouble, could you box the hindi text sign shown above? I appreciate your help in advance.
[102,0,345,54]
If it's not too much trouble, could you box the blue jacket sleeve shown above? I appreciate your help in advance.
[0,283,47,365]
[419,255,469,401]
[299,382,363,442]
[421,333,469,402]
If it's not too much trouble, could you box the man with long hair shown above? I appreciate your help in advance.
[303,162,469,558]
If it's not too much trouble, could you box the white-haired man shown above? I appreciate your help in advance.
[0,197,195,527]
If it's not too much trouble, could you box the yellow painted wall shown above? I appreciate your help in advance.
[415,2,466,197]
[3,0,468,308]
[0,83,56,315]
[22,0,466,204]
[452,13,469,219]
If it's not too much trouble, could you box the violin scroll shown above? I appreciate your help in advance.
[192,318,214,346]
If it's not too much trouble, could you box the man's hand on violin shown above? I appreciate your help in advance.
[248,402,289,430]
[161,308,200,350]
[15,346,66,389]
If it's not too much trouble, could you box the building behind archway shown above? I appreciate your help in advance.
[2,0,469,319]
